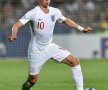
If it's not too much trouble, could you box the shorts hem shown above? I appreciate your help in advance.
[58,53,71,63]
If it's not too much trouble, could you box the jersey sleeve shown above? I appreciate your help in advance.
[19,11,32,25]
[57,9,66,23]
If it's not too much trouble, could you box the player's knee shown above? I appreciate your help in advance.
[72,57,80,66]
[29,78,37,85]
[28,76,38,85]
[68,57,80,67]
[63,56,80,67]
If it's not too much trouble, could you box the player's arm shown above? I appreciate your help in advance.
[63,18,92,33]
[8,21,23,42]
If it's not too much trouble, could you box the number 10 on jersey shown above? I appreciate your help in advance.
[37,22,44,29]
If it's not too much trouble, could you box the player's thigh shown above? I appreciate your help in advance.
[50,43,79,67]
[51,44,71,63]
[28,52,49,75]
[61,54,80,67]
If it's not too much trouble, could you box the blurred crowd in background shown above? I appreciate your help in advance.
[0,0,108,57]
[0,0,108,34]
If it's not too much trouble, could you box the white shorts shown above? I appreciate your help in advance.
[28,43,71,75]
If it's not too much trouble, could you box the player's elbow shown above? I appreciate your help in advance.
[13,21,23,30]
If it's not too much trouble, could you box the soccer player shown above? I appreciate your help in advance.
[8,0,92,90]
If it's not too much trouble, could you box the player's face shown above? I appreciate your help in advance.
[38,0,51,8]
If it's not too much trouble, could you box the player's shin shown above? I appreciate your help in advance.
[21,81,34,90]
[71,64,84,90]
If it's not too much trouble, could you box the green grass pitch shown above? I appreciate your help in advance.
[0,58,108,90]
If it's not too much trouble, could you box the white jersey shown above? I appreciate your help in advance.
[19,6,66,53]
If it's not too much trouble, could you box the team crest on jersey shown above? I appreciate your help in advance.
[23,15,29,19]
[51,15,55,22]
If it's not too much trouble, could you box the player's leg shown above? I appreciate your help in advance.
[61,55,84,90]
[21,74,38,90]
[21,60,39,90]
[51,43,84,90]
[21,51,50,90]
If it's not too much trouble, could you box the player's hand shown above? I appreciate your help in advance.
[82,27,92,33]
[8,35,16,42]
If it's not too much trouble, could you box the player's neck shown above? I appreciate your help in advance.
[39,5,49,14]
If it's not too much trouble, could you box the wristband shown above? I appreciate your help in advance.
[77,25,84,31]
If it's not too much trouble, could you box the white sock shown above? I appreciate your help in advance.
[71,64,84,90]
